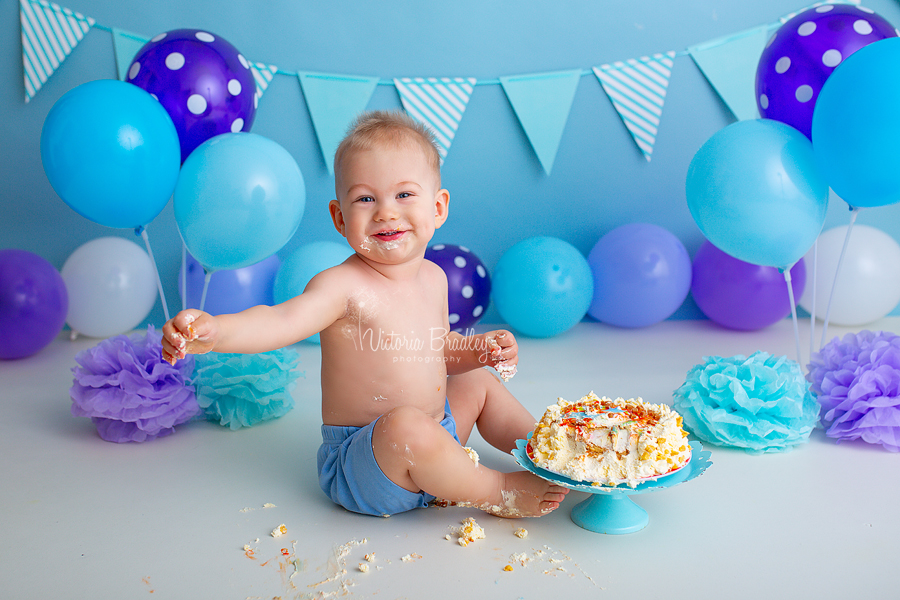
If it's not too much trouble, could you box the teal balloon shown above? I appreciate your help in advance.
[174,133,306,271]
[812,37,900,208]
[492,236,593,338]
[686,119,828,268]
[40,79,180,228]
[274,241,354,344]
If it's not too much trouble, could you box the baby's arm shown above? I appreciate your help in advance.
[161,266,348,364]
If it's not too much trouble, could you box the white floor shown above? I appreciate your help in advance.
[2,318,898,599]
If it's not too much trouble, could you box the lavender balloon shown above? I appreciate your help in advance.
[691,241,806,331]
[756,4,897,139]
[128,29,257,161]
[425,244,491,332]
[180,252,280,315]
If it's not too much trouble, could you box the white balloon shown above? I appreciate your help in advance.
[799,224,900,326]
[62,237,158,337]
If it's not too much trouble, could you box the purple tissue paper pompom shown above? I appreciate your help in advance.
[807,331,900,452]
[70,327,200,442]
[673,351,819,453]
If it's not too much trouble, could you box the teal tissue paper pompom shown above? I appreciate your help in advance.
[193,347,302,430]
[673,351,819,453]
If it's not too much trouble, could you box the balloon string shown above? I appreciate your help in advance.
[200,270,212,313]
[809,239,817,363]
[181,243,187,312]
[783,266,802,366]
[819,206,861,349]
[139,227,171,322]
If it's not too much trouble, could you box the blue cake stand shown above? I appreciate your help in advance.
[512,439,712,534]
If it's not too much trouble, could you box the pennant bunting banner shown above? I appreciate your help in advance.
[593,51,675,162]
[17,0,865,168]
[394,77,477,164]
[688,25,770,122]
[250,61,279,107]
[111,28,149,81]
[20,0,95,102]
[500,69,582,175]
[298,72,379,173]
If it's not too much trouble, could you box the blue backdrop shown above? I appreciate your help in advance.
[3,0,900,328]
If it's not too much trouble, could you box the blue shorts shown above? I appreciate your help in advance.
[316,401,460,517]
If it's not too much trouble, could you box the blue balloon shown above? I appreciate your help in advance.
[40,79,180,228]
[174,133,306,271]
[686,119,828,268]
[492,237,593,338]
[180,252,280,315]
[812,37,900,208]
[274,241,354,344]
[588,223,691,328]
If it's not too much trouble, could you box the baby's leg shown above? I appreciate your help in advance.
[372,406,567,517]
[446,368,535,452]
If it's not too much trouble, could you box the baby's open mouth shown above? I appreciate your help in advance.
[373,230,404,241]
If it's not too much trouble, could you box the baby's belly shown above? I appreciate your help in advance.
[320,355,449,427]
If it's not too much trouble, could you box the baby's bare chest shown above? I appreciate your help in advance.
[337,282,448,355]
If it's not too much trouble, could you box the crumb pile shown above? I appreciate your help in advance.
[448,517,485,547]
[527,392,690,487]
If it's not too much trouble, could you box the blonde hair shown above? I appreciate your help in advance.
[334,110,441,182]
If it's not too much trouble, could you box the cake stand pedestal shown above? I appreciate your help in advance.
[512,439,712,534]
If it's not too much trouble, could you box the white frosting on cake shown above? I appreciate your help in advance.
[527,392,690,488]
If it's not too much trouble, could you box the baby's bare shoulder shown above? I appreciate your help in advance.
[421,258,448,286]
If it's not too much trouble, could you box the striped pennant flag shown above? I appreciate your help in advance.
[249,61,279,109]
[20,0,95,102]
[593,51,675,162]
[393,77,477,163]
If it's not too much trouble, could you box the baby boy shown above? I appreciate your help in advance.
[162,110,567,517]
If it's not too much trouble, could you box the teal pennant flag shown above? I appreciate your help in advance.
[688,25,770,121]
[298,72,379,174]
[500,69,582,175]
[112,28,149,81]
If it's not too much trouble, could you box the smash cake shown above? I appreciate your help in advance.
[526,392,691,488]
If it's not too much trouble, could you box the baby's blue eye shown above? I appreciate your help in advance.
[398,192,412,199]
[357,196,374,203]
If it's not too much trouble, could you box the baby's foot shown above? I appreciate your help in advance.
[480,471,568,518]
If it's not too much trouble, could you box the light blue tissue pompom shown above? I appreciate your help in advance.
[193,347,303,430]
[673,351,820,453]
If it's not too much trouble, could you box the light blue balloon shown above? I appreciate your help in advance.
[40,79,180,229]
[812,37,900,208]
[492,236,593,338]
[588,223,692,328]
[686,119,829,268]
[174,132,306,271]
[274,241,354,344]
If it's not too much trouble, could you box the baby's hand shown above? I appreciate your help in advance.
[161,310,217,365]
[482,330,518,382]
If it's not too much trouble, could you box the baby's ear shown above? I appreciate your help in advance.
[434,189,449,229]
[328,199,346,236]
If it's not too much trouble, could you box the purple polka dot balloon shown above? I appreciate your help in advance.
[425,244,491,332]
[756,5,897,139]
[128,29,257,162]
